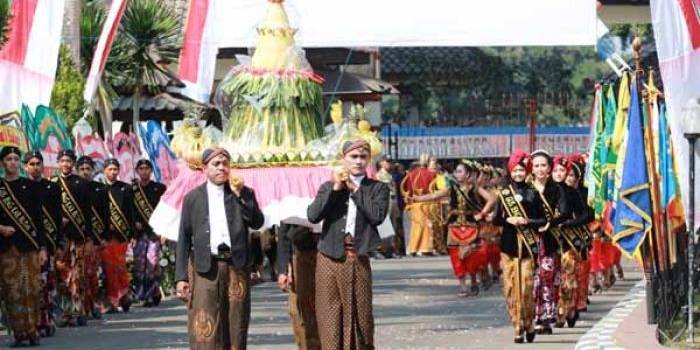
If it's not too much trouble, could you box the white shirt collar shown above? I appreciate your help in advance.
[207,180,225,193]
[350,174,365,185]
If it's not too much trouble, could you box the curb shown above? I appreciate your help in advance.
[574,279,647,350]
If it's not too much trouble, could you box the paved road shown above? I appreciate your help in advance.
[0,256,640,350]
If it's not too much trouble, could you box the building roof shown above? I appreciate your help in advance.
[320,70,398,96]
[380,47,497,84]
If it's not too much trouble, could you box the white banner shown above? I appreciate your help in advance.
[651,0,700,228]
[217,0,597,48]
[0,0,65,114]
[395,135,511,160]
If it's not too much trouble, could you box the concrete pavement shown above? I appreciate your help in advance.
[0,256,642,350]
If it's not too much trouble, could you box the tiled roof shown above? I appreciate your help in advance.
[380,47,496,82]
[113,92,184,113]
[320,70,398,96]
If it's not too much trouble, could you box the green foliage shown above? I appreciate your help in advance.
[117,0,181,92]
[387,46,609,126]
[0,0,10,49]
[50,45,86,129]
[608,23,655,46]
[80,0,129,86]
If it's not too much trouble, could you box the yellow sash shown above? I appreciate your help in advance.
[91,207,105,242]
[56,176,87,240]
[0,180,39,250]
[108,190,129,241]
[538,192,582,253]
[574,225,592,245]
[134,184,154,224]
[498,185,538,258]
[41,207,57,250]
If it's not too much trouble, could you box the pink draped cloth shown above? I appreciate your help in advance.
[152,164,380,239]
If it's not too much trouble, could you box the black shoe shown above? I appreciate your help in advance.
[77,316,87,326]
[28,336,40,346]
[47,325,56,337]
[514,335,524,344]
[567,315,577,328]
[555,320,565,328]
[120,297,132,313]
[470,285,480,296]
[91,309,102,319]
[153,292,162,307]
[526,331,536,343]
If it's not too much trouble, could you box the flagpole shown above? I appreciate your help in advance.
[634,38,673,327]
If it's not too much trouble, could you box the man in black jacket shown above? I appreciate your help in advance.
[175,147,264,350]
[307,139,389,350]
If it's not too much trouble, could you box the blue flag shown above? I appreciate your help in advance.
[612,80,653,259]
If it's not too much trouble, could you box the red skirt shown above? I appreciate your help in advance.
[600,241,620,269]
[576,258,590,311]
[487,242,501,268]
[589,238,605,273]
[448,244,488,278]
[100,240,130,308]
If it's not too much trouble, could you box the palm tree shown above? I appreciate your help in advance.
[0,0,11,50]
[80,0,129,139]
[118,0,181,134]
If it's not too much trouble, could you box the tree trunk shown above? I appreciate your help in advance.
[63,0,81,68]
[132,82,142,147]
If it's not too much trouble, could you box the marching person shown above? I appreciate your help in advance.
[0,147,46,347]
[493,150,546,344]
[132,159,167,307]
[276,223,321,350]
[530,150,571,335]
[412,161,496,297]
[76,155,107,319]
[307,139,389,350]
[551,156,589,328]
[563,158,594,314]
[53,149,93,327]
[175,147,264,350]
[25,151,63,338]
[376,156,403,257]
[401,154,436,256]
[101,158,135,313]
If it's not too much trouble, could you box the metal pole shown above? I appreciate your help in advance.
[688,135,696,343]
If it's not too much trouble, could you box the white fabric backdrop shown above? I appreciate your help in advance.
[216,0,597,48]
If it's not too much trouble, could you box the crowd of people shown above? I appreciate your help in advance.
[0,148,166,347]
[374,150,625,343]
[0,141,627,349]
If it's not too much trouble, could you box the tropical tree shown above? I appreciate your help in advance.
[0,0,11,50]
[64,0,82,67]
[80,0,129,134]
[50,45,86,129]
[117,0,181,133]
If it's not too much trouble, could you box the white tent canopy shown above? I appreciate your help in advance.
[216,0,597,48]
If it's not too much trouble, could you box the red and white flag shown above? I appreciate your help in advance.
[651,0,700,227]
[0,0,65,114]
[177,0,219,103]
[83,0,128,103]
